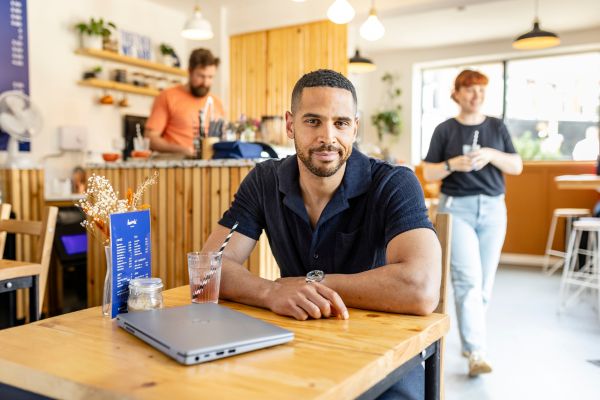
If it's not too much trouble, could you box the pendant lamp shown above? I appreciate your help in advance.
[348,50,376,74]
[182,4,214,41]
[513,0,559,50]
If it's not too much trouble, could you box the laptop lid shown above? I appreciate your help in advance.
[116,303,294,365]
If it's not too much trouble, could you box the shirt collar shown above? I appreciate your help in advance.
[277,150,373,224]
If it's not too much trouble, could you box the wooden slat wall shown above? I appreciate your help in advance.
[229,31,268,121]
[0,168,45,318]
[230,20,348,121]
[86,166,279,307]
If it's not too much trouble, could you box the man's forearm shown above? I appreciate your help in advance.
[323,262,440,315]
[148,135,191,155]
[219,256,275,309]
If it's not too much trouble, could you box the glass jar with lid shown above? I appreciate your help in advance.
[127,277,164,311]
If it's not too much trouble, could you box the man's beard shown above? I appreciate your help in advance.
[296,142,349,178]
[189,84,210,98]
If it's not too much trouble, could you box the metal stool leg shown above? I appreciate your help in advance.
[544,214,559,274]
[559,228,581,313]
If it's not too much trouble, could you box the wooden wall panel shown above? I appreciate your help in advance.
[503,161,598,255]
[231,20,348,121]
[414,162,599,256]
[229,31,268,121]
[86,165,279,307]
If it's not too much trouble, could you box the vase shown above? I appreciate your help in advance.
[102,245,112,316]
[81,34,103,50]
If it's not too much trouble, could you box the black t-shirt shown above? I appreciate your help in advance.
[424,117,517,197]
[219,150,433,277]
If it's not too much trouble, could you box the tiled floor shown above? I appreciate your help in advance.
[445,265,600,400]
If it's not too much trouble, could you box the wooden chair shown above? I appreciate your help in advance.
[0,205,58,320]
[433,212,452,400]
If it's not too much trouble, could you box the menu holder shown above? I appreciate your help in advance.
[109,209,152,318]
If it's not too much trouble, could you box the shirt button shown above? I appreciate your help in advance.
[313,253,319,259]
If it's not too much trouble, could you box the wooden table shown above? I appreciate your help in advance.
[555,174,600,190]
[0,259,41,323]
[0,286,449,400]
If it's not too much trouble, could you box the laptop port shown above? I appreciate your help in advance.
[227,349,236,354]
[216,351,225,356]
[204,354,210,358]
[195,356,200,362]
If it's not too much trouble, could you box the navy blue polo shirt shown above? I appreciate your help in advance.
[219,150,433,277]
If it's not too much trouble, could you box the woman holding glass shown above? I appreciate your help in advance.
[422,70,522,376]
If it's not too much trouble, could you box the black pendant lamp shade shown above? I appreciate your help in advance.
[513,19,560,50]
[348,49,376,73]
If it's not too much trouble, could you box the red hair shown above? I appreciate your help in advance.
[451,69,488,102]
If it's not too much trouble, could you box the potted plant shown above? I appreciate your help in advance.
[159,43,180,67]
[75,18,117,50]
[371,72,402,143]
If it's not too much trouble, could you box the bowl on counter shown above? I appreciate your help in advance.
[102,153,120,162]
[130,150,152,160]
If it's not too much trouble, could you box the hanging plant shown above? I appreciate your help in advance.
[371,72,402,142]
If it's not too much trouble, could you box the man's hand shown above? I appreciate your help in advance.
[469,147,495,171]
[267,278,349,321]
[448,155,474,172]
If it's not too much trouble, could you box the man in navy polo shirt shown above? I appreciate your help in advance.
[202,69,441,399]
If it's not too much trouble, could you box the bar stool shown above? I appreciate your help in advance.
[558,218,600,320]
[544,208,591,275]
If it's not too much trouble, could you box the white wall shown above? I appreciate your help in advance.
[355,26,600,165]
[25,0,220,196]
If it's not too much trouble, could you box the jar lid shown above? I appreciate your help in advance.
[129,277,163,292]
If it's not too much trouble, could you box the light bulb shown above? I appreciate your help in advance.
[327,0,355,25]
[360,8,385,41]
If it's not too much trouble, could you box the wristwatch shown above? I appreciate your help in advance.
[444,160,452,172]
[306,270,325,283]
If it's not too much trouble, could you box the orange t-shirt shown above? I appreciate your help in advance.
[145,85,225,149]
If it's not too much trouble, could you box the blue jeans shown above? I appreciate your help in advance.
[438,193,507,354]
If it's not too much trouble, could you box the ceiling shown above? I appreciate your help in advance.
[148,0,600,52]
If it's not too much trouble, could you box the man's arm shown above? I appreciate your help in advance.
[314,228,441,316]
[145,128,194,156]
[202,225,348,320]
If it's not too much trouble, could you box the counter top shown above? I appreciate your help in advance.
[86,158,268,169]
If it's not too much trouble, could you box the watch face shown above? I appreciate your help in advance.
[306,270,324,282]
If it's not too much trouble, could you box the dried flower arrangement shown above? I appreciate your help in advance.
[77,171,158,245]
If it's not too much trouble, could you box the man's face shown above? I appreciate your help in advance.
[286,87,358,178]
[188,65,217,97]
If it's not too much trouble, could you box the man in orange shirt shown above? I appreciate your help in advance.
[145,48,226,156]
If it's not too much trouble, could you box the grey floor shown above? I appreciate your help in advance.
[444,265,600,400]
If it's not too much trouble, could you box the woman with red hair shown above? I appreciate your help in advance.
[422,69,522,377]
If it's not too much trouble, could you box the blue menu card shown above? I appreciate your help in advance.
[109,209,152,318]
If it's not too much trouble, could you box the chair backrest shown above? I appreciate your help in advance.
[433,213,452,314]
[0,203,12,256]
[0,206,58,315]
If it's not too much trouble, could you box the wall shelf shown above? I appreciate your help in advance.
[77,78,160,97]
[75,48,187,77]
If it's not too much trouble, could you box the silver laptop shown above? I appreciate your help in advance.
[116,303,294,365]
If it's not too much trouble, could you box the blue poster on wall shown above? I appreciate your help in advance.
[109,209,152,318]
[0,0,29,151]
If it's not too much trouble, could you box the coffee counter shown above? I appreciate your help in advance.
[85,159,279,307]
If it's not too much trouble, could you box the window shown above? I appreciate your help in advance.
[419,52,600,161]
[420,63,503,159]
[505,53,600,161]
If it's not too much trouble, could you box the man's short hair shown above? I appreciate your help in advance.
[188,48,220,71]
[291,69,357,113]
